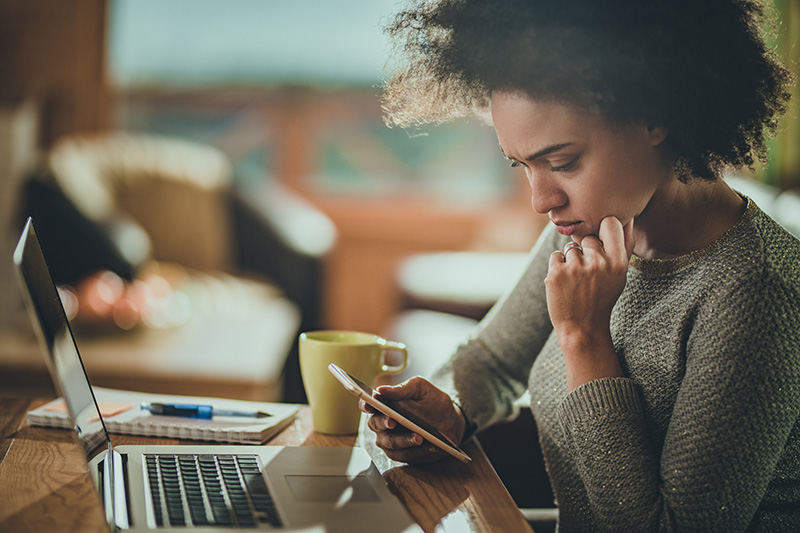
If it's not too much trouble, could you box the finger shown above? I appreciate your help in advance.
[359,399,372,413]
[376,433,447,465]
[375,379,425,401]
[622,217,636,258]
[597,216,627,263]
[376,430,423,451]
[545,251,565,284]
[578,233,603,254]
[367,412,397,432]
[377,376,443,403]
[549,250,566,269]
[562,241,584,260]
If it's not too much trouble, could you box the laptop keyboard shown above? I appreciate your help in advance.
[145,454,283,528]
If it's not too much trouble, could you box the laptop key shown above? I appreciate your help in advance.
[145,453,281,529]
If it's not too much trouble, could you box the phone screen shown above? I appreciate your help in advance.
[328,364,471,462]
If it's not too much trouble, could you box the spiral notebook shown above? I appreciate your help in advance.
[27,386,300,444]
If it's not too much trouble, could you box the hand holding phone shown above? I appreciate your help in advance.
[328,363,472,463]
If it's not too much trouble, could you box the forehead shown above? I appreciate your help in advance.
[490,91,607,151]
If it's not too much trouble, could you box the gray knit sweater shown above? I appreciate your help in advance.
[432,199,800,532]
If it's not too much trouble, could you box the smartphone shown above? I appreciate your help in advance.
[328,363,472,463]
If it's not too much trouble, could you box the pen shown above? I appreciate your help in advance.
[140,402,271,419]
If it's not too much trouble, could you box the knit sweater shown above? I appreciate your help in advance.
[431,198,800,532]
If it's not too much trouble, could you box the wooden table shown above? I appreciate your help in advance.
[0,398,533,533]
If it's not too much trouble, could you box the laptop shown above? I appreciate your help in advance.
[13,217,420,533]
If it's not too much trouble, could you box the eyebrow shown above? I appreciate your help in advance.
[501,142,575,162]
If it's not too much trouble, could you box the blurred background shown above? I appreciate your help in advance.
[0,0,797,403]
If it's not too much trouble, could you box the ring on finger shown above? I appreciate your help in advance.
[563,241,583,256]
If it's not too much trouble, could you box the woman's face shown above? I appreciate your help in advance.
[491,91,672,238]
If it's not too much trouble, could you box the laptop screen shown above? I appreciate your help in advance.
[13,217,111,456]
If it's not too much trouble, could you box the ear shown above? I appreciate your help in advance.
[645,124,669,146]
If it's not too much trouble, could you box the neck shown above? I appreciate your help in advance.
[633,178,746,260]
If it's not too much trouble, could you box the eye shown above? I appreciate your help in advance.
[550,157,579,172]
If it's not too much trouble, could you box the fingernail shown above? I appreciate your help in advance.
[412,435,423,445]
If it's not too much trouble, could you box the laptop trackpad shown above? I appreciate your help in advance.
[285,475,381,503]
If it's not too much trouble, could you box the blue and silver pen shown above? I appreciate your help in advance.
[140,402,271,419]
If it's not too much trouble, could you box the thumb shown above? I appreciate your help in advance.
[623,217,636,258]
[376,377,428,400]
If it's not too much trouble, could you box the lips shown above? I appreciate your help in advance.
[552,219,581,236]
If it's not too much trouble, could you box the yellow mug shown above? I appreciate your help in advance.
[299,330,408,434]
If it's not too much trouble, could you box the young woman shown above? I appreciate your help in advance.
[363,0,800,530]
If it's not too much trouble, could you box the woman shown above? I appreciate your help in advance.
[363,0,800,531]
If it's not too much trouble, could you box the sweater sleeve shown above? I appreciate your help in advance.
[557,262,800,531]
[431,224,564,430]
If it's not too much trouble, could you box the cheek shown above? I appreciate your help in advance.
[594,162,657,207]
[603,193,654,229]
[573,182,648,232]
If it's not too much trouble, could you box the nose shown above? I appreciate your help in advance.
[527,170,566,214]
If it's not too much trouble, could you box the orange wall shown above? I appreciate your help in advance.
[312,196,491,334]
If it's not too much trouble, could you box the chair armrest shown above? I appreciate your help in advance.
[397,251,530,320]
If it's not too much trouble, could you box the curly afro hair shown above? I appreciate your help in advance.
[382,0,794,181]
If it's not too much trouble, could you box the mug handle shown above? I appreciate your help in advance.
[379,340,408,374]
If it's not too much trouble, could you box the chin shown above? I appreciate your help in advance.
[575,225,600,239]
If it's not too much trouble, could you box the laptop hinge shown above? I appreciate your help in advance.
[102,443,131,530]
